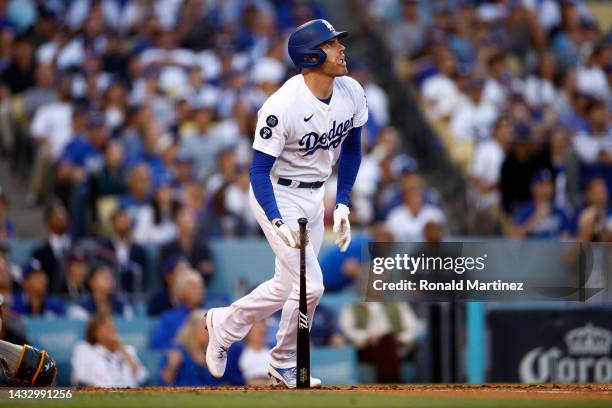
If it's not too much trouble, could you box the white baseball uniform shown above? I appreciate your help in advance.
[212,74,367,367]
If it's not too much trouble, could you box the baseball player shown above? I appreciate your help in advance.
[205,19,367,388]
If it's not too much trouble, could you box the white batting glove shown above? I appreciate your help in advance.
[333,204,351,252]
[271,219,297,248]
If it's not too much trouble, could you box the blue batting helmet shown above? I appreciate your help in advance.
[288,19,348,68]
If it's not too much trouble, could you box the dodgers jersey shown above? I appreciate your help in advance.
[253,74,368,183]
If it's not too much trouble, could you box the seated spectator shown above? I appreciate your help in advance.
[99,208,148,294]
[160,309,220,386]
[575,177,612,242]
[385,175,446,241]
[340,301,422,383]
[54,112,107,238]
[11,259,65,317]
[147,256,189,316]
[69,263,133,320]
[238,320,271,386]
[160,208,214,283]
[467,116,514,233]
[118,163,152,221]
[0,188,14,240]
[133,180,179,245]
[321,223,394,293]
[509,169,570,239]
[90,140,128,200]
[150,270,205,350]
[221,165,258,236]
[571,99,612,193]
[31,201,71,294]
[450,76,497,146]
[310,303,345,348]
[71,313,148,387]
[61,248,88,301]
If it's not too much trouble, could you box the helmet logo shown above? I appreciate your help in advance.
[322,20,335,32]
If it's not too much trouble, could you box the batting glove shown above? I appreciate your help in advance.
[271,219,297,248]
[333,204,351,252]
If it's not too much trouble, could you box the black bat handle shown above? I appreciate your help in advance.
[297,217,310,388]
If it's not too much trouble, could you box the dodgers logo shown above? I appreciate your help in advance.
[298,117,353,156]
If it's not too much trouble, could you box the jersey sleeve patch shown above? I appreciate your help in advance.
[266,115,278,127]
[260,127,272,139]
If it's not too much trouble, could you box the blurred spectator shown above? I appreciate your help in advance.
[118,163,152,220]
[0,187,14,240]
[91,140,128,200]
[385,174,446,241]
[31,201,71,293]
[1,35,34,94]
[71,313,148,387]
[147,256,189,317]
[523,51,558,111]
[509,169,570,239]
[133,181,179,245]
[161,309,220,386]
[69,263,133,320]
[12,259,65,317]
[61,248,89,301]
[310,303,345,347]
[420,46,461,122]
[572,99,612,193]
[28,78,74,204]
[99,208,148,294]
[321,223,394,293]
[150,270,205,350]
[221,165,258,236]
[340,301,422,383]
[385,0,424,59]
[160,207,214,283]
[500,125,550,214]
[55,112,108,238]
[575,177,612,242]
[467,116,514,233]
[238,320,271,386]
[450,76,498,145]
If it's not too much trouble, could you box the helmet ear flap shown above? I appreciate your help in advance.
[300,47,327,68]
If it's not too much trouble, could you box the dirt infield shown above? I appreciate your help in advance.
[78,384,612,399]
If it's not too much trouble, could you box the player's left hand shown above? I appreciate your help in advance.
[333,204,351,252]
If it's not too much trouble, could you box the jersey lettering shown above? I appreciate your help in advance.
[299,117,354,156]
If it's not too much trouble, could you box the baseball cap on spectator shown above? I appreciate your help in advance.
[22,259,44,279]
[531,169,552,186]
[391,154,419,178]
[513,123,532,143]
[87,112,106,129]
[162,255,187,276]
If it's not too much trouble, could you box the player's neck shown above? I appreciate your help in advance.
[303,71,334,100]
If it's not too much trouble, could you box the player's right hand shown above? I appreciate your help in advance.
[271,219,297,248]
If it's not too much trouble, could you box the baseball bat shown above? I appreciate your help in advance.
[297,217,310,388]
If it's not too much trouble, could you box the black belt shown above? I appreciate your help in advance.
[277,178,324,189]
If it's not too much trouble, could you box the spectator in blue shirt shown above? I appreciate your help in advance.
[320,223,395,292]
[160,309,220,386]
[574,177,612,242]
[12,259,65,317]
[510,169,570,239]
[150,270,206,350]
[147,255,189,316]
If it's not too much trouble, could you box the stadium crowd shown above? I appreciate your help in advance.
[0,0,610,387]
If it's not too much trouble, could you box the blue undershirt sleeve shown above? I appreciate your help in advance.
[250,149,282,221]
[336,126,362,206]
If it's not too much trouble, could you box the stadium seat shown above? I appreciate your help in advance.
[311,346,358,385]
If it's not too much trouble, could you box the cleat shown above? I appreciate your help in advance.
[268,365,322,388]
[205,308,228,378]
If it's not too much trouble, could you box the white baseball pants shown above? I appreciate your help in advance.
[212,182,325,368]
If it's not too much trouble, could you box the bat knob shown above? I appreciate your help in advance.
[298,218,308,226]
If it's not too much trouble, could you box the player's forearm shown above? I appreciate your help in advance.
[250,149,282,220]
[336,126,362,206]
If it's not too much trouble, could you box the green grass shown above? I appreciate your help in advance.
[1,391,610,408]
